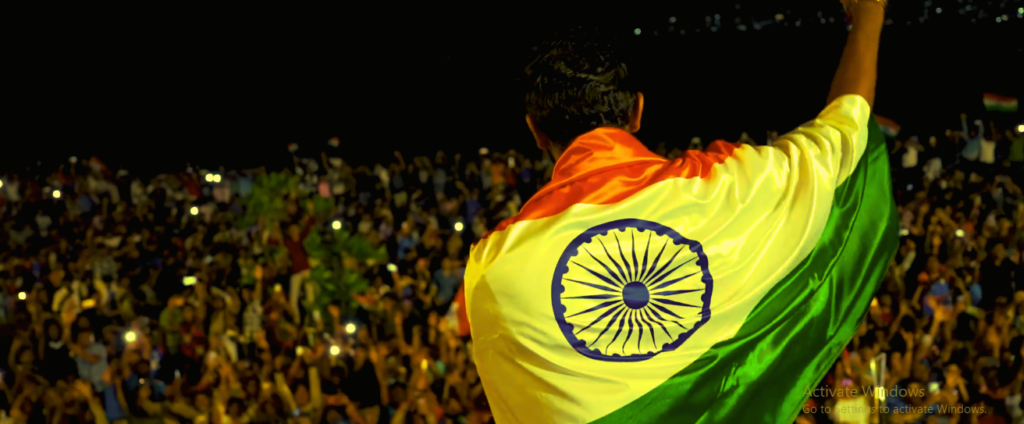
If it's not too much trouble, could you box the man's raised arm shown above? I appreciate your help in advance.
[765,0,886,190]
[827,0,886,108]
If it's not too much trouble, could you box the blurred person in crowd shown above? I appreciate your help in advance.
[960,113,986,177]
[1008,126,1024,169]
[736,132,757,146]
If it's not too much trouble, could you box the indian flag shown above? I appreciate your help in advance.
[465,94,898,424]
[983,93,1018,112]
[875,114,900,137]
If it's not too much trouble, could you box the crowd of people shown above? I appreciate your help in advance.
[799,115,1024,424]
[0,142,545,424]
[0,115,1021,424]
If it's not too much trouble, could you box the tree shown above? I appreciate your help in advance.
[236,171,387,315]
[303,226,388,314]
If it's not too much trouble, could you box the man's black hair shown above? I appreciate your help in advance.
[524,25,638,148]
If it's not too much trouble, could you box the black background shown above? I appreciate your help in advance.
[4,1,1022,178]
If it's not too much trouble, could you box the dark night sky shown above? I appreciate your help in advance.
[4,2,1022,177]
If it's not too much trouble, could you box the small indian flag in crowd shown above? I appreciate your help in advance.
[874,115,900,137]
[983,93,1018,112]
[328,137,340,147]
[287,143,299,153]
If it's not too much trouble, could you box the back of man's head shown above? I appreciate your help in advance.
[524,25,637,148]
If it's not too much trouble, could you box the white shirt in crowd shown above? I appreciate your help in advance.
[924,158,942,182]
[980,138,997,164]
[3,179,20,202]
[902,143,920,168]
[130,179,146,205]
[376,164,390,187]
[36,213,52,236]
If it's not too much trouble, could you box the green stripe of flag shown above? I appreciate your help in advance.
[984,103,1018,113]
[590,117,900,424]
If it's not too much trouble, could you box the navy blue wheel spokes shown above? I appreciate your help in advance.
[552,219,714,362]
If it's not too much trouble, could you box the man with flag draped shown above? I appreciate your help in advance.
[464,0,898,422]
